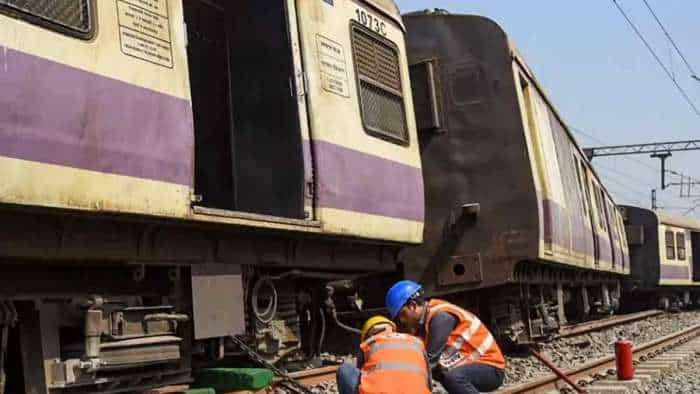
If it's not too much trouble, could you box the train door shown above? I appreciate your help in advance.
[185,0,311,220]
[185,1,234,211]
[604,198,617,269]
[584,169,601,267]
[692,232,700,281]
[518,76,555,255]
[574,157,595,268]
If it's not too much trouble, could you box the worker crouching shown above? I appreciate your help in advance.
[386,281,506,394]
[336,316,432,394]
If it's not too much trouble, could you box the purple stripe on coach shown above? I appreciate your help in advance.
[660,264,690,280]
[0,48,424,221]
[0,47,194,185]
[313,141,425,222]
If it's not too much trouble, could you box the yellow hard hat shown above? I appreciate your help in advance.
[361,315,397,341]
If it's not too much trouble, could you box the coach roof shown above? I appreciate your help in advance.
[657,210,700,232]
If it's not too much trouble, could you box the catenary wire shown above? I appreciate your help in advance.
[611,0,700,118]
[642,0,697,78]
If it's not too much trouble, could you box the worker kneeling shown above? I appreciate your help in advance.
[336,315,432,394]
[386,281,506,394]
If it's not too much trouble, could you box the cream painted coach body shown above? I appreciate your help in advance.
[0,0,423,244]
[656,213,700,287]
[623,206,700,310]
[296,0,423,241]
[0,1,423,392]
[513,49,629,275]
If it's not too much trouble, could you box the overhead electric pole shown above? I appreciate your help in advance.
[650,152,672,189]
[584,140,700,160]
[583,140,700,190]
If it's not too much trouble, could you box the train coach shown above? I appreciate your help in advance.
[622,205,700,310]
[399,11,630,344]
[0,0,422,392]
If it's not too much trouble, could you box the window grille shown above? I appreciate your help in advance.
[351,24,408,144]
[0,0,93,38]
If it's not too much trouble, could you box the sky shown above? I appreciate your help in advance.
[396,0,700,216]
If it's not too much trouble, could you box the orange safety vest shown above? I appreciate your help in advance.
[359,332,431,394]
[423,299,506,370]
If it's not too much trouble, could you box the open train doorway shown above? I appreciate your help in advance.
[185,0,307,219]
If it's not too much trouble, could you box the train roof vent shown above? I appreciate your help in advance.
[403,8,451,16]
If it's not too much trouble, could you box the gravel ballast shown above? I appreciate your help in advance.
[504,310,700,387]
[280,311,700,393]
[632,351,700,394]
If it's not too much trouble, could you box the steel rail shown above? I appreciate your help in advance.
[498,323,700,394]
[276,366,340,388]
[557,310,663,338]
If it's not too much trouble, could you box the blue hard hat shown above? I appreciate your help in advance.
[385,280,422,319]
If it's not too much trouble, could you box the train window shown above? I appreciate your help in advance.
[677,233,687,260]
[0,0,94,39]
[351,24,409,145]
[666,230,676,260]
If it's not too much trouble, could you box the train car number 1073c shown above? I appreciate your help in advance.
[355,8,387,36]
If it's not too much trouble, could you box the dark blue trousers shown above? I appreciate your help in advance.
[336,363,361,394]
[439,363,504,394]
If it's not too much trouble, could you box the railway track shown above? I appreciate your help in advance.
[499,323,700,393]
[267,310,670,392]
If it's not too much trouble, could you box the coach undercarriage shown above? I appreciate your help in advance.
[622,287,700,312]
[655,290,700,311]
[452,262,623,345]
[0,262,385,394]
[0,264,192,393]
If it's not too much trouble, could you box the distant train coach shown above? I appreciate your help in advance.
[0,0,421,392]
[622,206,700,309]
[400,11,629,343]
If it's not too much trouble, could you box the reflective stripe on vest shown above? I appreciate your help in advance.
[477,332,496,355]
[366,361,429,380]
[450,316,497,356]
[369,341,424,356]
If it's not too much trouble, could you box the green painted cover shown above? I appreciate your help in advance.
[193,368,274,391]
